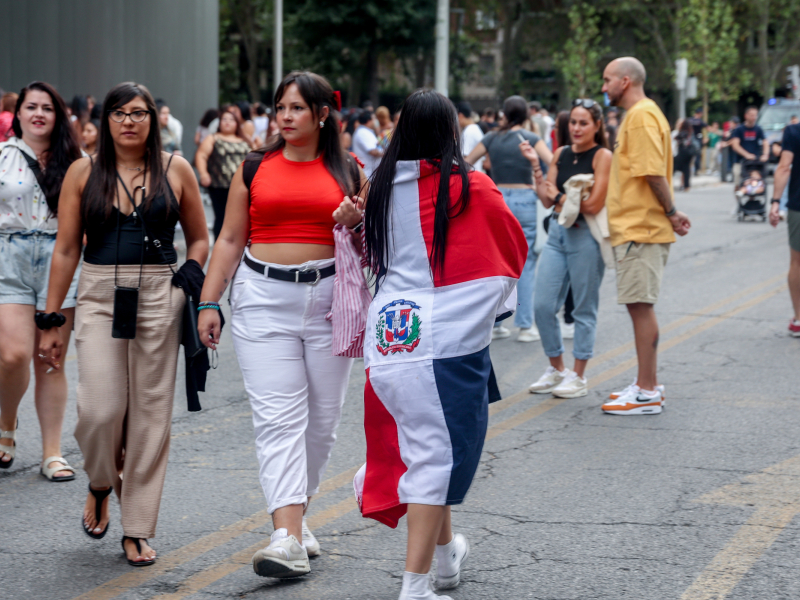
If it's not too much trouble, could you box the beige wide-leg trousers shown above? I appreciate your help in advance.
[74,263,183,539]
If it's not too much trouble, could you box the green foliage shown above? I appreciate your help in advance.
[680,0,748,107]
[552,2,609,99]
[287,0,436,103]
[450,31,483,99]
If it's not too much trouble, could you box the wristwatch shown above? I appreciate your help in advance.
[350,221,364,233]
[555,192,564,205]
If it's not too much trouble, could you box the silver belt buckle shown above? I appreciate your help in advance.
[297,267,321,285]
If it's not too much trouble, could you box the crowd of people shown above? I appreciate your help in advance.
[3,51,798,600]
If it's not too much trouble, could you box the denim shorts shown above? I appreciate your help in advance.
[0,231,79,310]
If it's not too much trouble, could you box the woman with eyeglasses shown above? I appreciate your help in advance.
[0,82,82,482]
[465,95,553,343]
[38,82,209,566]
[524,99,612,399]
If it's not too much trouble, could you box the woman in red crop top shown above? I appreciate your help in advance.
[198,72,366,580]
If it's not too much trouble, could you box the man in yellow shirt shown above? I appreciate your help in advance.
[600,57,691,416]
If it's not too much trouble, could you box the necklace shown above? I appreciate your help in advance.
[117,162,143,172]
[572,145,595,164]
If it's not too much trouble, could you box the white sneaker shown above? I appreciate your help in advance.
[435,533,470,590]
[399,571,453,600]
[601,385,662,415]
[301,518,320,557]
[560,321,575,339]
[609,379,666,406]
[528,366,568,394]
[492,325,511,340]
[517,325,541,342]
[252,528,310,578]
[552,371,588,398]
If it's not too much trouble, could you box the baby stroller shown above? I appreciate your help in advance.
[735,160,768,222]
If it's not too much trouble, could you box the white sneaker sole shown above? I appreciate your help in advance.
[252,553,310,578]
[516,335,540,343]
[603,404,663,416]
[529,383,561,394]
[437,537,470,590]
[552,387,588,399]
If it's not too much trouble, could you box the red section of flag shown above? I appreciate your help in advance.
[417,163,528,287]
[360,369,409,528]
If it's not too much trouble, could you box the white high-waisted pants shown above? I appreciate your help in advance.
[231,250,355,513]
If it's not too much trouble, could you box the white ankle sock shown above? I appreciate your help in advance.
[435,537,457,576]
[400,571,434,599]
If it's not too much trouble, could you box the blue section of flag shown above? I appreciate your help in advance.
[432,346,491,504]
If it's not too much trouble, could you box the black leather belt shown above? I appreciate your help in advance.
[243,254,335,285]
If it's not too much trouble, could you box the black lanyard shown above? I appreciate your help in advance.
[114,165,147,291]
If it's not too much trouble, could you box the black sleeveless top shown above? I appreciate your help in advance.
[555,145,602,194]
[83,171,180,265]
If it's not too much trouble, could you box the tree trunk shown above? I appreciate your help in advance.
[499,0,523,99]
[365,44,380,106]
[758,0,772,100]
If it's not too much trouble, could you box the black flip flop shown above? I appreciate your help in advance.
[82,484,112,540]
[121,537,156,567]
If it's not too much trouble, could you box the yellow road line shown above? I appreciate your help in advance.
[679,505,797,600]
[73,275,787,600]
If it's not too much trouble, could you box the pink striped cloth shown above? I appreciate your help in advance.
[326,223,372,357]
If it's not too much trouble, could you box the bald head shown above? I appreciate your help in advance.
[602,57,648,109]
[608,57,646,86]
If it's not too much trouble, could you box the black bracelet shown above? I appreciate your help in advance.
[665,206,677,217]
[34,312,67,330]
[771,198,782,204]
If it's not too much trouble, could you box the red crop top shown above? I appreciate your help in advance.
[249,153,344,246]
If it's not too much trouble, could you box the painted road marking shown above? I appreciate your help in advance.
[681,454,800,600]
[71,277,788,600]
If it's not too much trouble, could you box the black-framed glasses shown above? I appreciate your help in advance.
[108,109,150,123]
[572,98,598,109]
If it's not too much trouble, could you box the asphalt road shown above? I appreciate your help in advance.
[2,182,799,600]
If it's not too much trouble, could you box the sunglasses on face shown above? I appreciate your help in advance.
[572,98,598,109]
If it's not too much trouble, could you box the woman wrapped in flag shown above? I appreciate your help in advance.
[355,90,527,600]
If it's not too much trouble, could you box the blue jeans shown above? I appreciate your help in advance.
[534,219,604,360]
[499,187,538,328]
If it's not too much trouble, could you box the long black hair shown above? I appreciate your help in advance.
[364,89,470,279]
[81,82,167,221]
[253,71,353,196]
[11,81,82,216]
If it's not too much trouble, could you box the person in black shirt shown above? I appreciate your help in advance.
[730,106,769,188]
[769,122,800,336]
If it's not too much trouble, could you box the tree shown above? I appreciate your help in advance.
[750,0,800,100]
[288,0,435,105]
[680,0,747,120]
[552,2,609,99]
[219,0,271,103]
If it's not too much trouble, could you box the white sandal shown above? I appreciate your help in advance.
[0,420,17,470]
[40,456,75,482]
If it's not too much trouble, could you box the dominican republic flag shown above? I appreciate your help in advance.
[354,160,527,528]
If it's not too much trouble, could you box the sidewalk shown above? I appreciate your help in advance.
[673,173,727,189]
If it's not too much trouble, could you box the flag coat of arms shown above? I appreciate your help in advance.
[354,160,528,527]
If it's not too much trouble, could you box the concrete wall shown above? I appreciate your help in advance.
[0,0,218,158]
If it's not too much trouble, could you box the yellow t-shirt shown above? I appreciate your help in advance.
[607,98,676,246]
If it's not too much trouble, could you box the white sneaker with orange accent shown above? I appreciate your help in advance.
[602,386,662,415]
[609,379,666,406]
